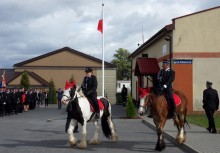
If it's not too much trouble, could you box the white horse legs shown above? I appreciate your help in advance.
[77,122,87,149]
[68,120,77,147]
[176,127,186,144]
[89,121,101,144]
[108,117,118,142]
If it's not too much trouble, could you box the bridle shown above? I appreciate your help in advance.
[62,87,77,102]
[139,94,148,109]
[138,86,151,110]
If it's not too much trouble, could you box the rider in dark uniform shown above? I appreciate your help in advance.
[203,81,219,133]
[81,67,100,119]
[158,59,176,119]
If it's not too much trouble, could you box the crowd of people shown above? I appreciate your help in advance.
[0,87,48,117]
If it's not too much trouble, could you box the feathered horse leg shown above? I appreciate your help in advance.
[89,120,101,144]
[68,120,77,147]
[77,121,87,149]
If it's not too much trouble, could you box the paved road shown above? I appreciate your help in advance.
[0,104,187,153]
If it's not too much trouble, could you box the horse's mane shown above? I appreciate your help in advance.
[76,86,85,97]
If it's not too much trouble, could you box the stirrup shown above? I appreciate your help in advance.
[95,113,100,119]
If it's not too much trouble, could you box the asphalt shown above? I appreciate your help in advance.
[140,112,220,153]
[1,103,219,153]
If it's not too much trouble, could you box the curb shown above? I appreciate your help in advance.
[141,119,198,153]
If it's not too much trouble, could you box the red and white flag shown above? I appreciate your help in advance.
[97,12,103,33]
[1,70,6,87]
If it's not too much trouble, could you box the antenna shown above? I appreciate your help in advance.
[142,24,144,43]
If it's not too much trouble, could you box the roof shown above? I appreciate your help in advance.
[0,69,20,84]
[0,69,49,87]
[129,24,174,58]
[129,6,220,59]
[14,47,115,68]
[135,58,160,76]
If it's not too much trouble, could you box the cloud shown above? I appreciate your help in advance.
[0,0,220,68]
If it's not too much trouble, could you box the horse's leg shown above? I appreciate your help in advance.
[77,121,87,149]
[89,121,101,144]
[176,111,186,144]
[67,120,77,147]
[107,116,118,142]
[154,118,166,151]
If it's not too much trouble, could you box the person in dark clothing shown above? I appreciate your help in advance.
[121,84,128,107]
[81,67,99,119]
[44,91,48,107]
[203,81,219,134]
[157,59,176,119]
[57,88,63,109]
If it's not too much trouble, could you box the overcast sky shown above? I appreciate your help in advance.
[0,0,220,68]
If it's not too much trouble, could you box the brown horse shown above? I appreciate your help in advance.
[138,87,189,151]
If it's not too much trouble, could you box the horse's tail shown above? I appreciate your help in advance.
[184,108,191,129]
[101,99,112,139]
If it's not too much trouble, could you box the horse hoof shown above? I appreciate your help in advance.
[69,139,77,147]
[77,141,87,149]
[111,134,118,142]
[89,139,100,145]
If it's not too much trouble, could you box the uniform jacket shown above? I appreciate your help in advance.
[158,68,175,88]
[203,87,219,110]
[81,75,98,96]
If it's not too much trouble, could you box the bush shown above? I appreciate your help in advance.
[126,94,137,118]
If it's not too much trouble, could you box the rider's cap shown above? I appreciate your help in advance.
[85,67,93,72]
[162,59,170,64]
[206,81,213,86]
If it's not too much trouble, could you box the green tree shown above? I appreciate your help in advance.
[20,71,30,90]
[126,94,137,118]
[111,48,131,80]
[48,79,57,104]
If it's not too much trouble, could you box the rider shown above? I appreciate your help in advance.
[157,59,176,119]
[81,67,100,119]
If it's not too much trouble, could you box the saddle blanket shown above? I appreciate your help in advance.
[164,93,181,107]
[89,99,104,112]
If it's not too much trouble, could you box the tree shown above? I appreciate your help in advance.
[48,79,57,104]
[20,71,30,90]
[126,94,137,118]
[111,48,131,80]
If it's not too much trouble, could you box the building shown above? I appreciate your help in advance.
[129,6,220,113]
[116,80,131,94]
[1,47,117,103]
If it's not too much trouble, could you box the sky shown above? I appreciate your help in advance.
[0,0,220,68]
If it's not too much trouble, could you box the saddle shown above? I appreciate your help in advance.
[164,93,181,108]
[88,98,104,112]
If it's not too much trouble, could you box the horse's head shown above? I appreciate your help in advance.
[61,80,77,105]
[138,86,151,116]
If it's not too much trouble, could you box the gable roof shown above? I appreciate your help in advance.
[129,24,174,58]
[14,47,115,68]
[0,69,49,87]
[135,58,160,76]
[129,6,220,59]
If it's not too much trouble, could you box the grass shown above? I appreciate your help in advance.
[186,114,220,133]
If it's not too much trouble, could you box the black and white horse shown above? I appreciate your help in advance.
[61,81,118,149]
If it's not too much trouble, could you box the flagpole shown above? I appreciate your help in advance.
[102,3,105,97]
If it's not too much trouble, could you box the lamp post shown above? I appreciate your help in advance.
[165,34,172,68]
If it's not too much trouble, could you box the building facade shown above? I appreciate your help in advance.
[2,47,117,103]
[129,6,220,113]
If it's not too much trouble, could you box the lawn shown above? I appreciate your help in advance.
[186,114,220,133]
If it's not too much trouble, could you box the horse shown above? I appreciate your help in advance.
[138,87,189,151]
[61,80,118,149]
